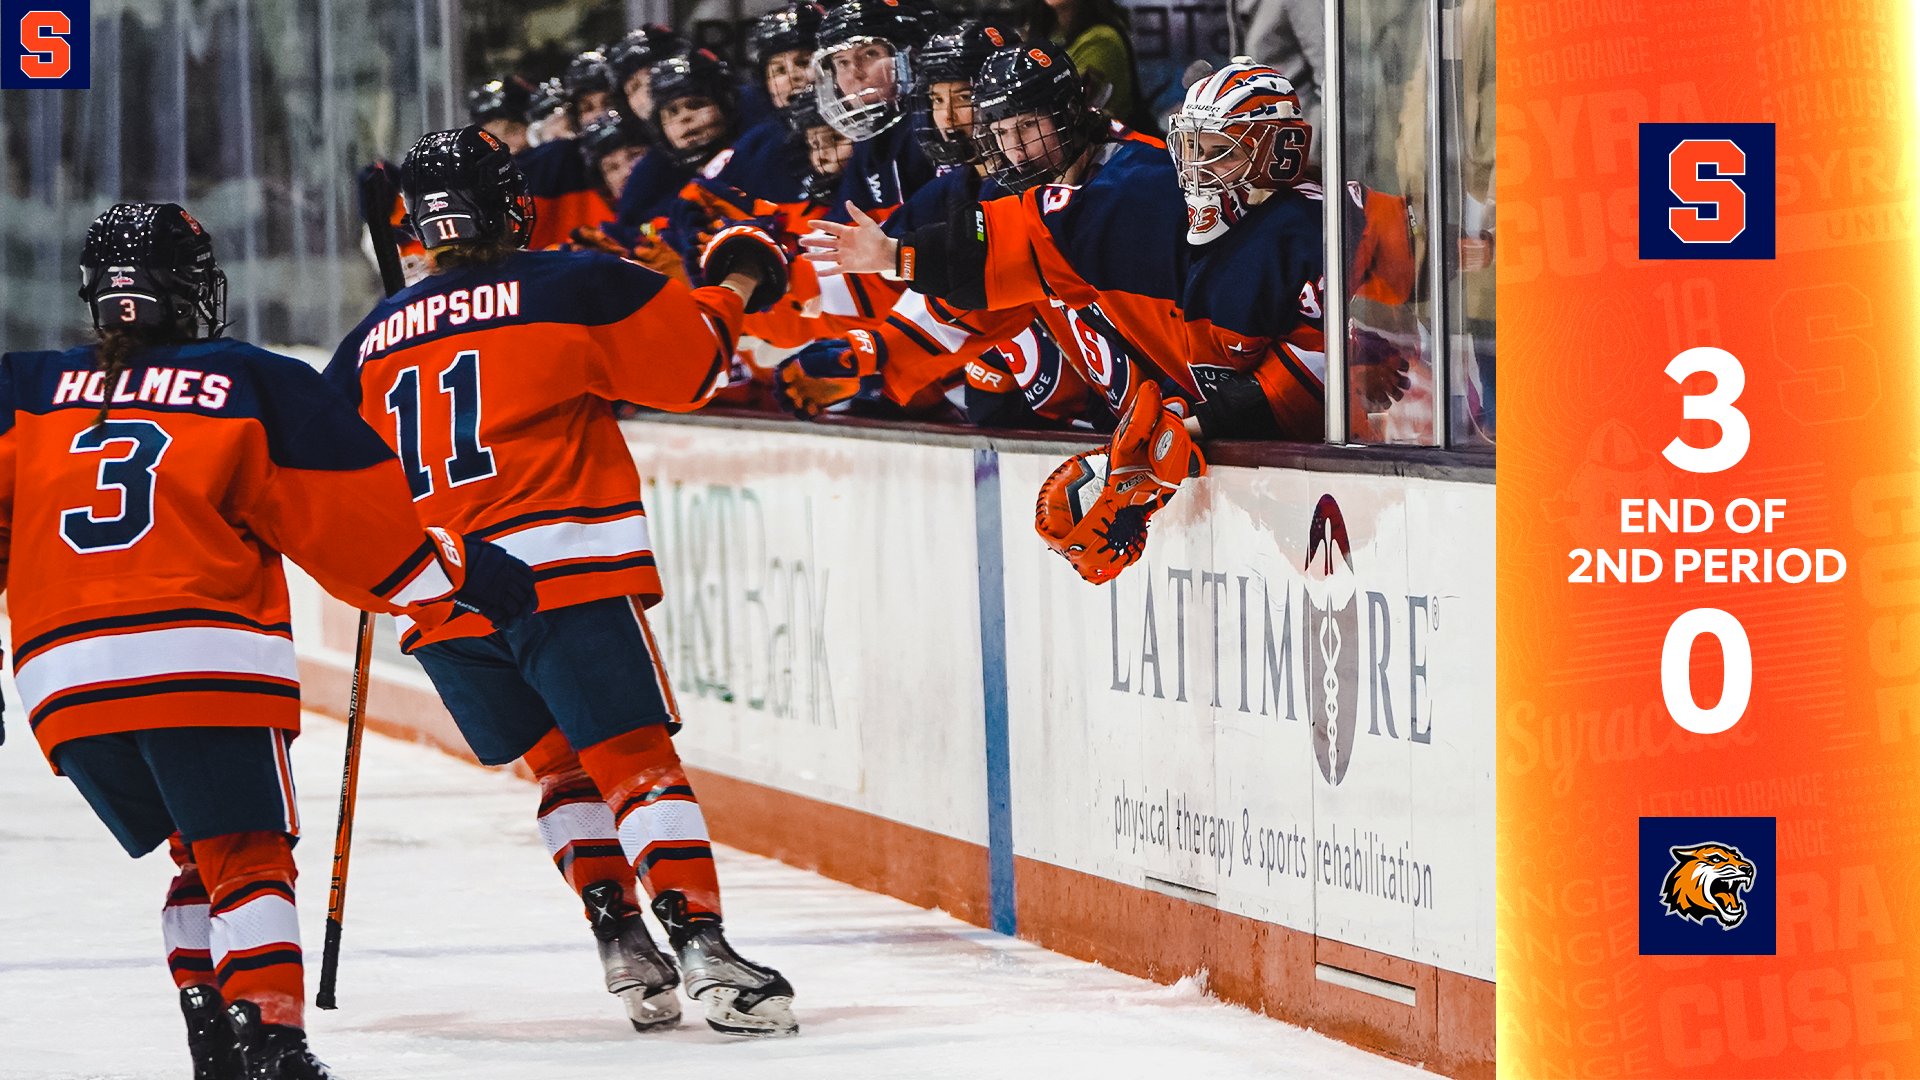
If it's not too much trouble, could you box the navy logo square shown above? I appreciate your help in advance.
[1,0,88,89]
[1639,816,1776,956]
[1639,123,1774,260]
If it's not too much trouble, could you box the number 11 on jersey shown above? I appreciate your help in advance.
[384,349,497,500]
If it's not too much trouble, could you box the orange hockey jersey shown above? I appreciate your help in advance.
[0,340,473,758]
[326,248,745,649]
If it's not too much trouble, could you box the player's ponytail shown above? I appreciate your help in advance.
[90,328,153,429]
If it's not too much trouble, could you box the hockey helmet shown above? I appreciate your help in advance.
[809,0,927,141]
[579,109,649,168]
[399,126,535,250]
[912,20,1020,168]
[469,76,536,125]
[647,50,739,168]
[749,2,826,67]
[973,42,1104,194]
[1168,59,1311,244]
[609,25,689,87]
[79,202,228,338]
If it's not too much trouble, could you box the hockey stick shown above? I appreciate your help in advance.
[317,163,410,1011]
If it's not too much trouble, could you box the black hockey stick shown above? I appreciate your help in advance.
[317,163,409,1011]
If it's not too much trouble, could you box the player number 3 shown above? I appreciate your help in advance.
[1659,346,1752,734]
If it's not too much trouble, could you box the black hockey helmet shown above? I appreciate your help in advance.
[973,42,1104,193]
[647,50,739,168]
[79,203,228,337]
[783,92,850,198]
[562,48,617,105]
[578,109,649,169]
[399,126,535,250]
[748,2,825,68]
[608,25,689,86]
[898,0,957,37]
[468,76,535,124]
[810,0,928,140]
[525,77,567,124]
[913,19,1021,168]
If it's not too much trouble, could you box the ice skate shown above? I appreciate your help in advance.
[652,891,798,1037]
[180,986,243,1080]
[585,880,682,1031]
[226,1001,334,1080]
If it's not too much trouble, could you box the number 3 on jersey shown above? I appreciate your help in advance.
[61,420,172,553]
[385,349,497,500]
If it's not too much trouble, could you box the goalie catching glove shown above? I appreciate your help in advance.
[1034,382,1206,584]
[701,223,790,313]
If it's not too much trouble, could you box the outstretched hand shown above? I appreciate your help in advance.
[799,203,897,277]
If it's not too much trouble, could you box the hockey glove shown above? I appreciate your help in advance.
[702,224,790,314]
[452,535,539,629]
[1034,382,1205,584]
[568,225,636,258]
[777,338,862,418]
[1348,327,1414,412]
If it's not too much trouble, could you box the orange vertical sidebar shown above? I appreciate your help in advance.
[1498,0,1920,1076]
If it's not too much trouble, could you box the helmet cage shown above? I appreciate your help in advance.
[1167,115,1310,199]
[912,80,977,167]
[810,38,913,141]
[974,98,1097,194]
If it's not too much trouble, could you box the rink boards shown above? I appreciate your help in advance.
[288,415,1495,1077]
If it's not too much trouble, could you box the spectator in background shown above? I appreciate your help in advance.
[1228,0,1323,165]
[1020,0,1148,130]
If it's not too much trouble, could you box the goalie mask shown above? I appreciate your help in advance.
[810,0,926,141]
[79,202,228,338]
[1168,59,1311,245]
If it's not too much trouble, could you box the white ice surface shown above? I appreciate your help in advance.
[0,714,1433,1080]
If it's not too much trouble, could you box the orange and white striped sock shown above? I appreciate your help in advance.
[161,833,216,990]
[194,831,304,1029]
[525,727,642,920]
[579,726,722,919]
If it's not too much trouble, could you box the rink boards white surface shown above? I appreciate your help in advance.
[0,713,1433,1080]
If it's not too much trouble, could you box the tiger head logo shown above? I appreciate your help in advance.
[1660,841,1756,929]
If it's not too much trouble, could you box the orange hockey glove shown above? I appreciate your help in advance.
[1034,382,1205,583]
[702,224,790,313]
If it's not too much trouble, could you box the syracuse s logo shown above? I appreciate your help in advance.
[1659,841,1756,929]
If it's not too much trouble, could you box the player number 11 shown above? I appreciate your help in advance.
[1658,346,1752,734]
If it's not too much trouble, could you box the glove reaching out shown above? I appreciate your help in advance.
[1034,382,1206,584]
[776,338,862,418]
[701,224,790,313]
